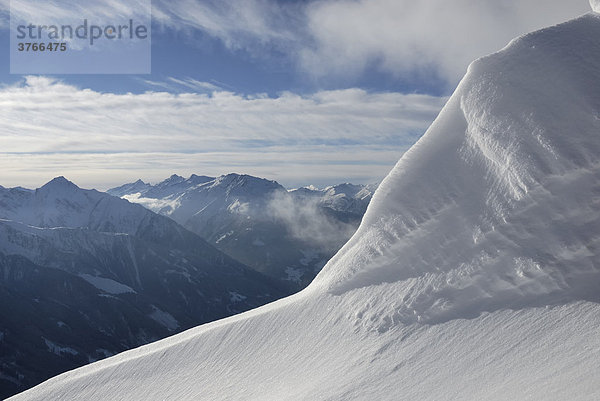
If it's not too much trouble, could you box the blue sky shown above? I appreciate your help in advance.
[0,0,590,190]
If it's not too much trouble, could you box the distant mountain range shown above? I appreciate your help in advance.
[109,173,377,289]
[0,177,286,398]
[0,173,374,398]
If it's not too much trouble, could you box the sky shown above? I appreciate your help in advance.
[0,0,591,190]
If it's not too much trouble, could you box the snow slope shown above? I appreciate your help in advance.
[11,10,600,401]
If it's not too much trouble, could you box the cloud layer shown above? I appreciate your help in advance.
[298,0,590,86]
[2,0,590,86]
[0,1,591,190]
[149,0,590,87]
[0,77,445,189]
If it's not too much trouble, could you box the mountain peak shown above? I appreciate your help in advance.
[106,179,151,198]
[214,173,285,193]
[157,174,186,186]
[40,176,79,191]
[49,176,69,183]
[187,174,214,185]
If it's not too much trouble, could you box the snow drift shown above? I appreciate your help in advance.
[11,10,600,401]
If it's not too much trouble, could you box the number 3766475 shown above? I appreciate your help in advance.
[17,42,67,52]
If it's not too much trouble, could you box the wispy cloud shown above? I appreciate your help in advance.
[152,0,300,51]
[141,77,221,93]
[152,0,588,87]
[299,0,590,86]
[1,0,588,86]
[6,0,150,22]
[267,190,357,250]
[0,76,446,189]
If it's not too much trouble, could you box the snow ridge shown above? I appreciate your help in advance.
[312,12,600,325]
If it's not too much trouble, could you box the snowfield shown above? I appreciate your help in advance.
[10,8,600,401]
[7,298,600,401]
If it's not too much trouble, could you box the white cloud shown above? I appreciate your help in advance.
[1,0,589,85]
[152,0,299,51]
[0,77,446,189]
[166,77,221,92]
[267,190,358,250]
[141,77,221,93]
[7,0,150,22]
[300,0,590,86]
[149,0,590,87]
[1,1,590,189]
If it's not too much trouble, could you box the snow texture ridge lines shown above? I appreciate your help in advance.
[311,12,600,324]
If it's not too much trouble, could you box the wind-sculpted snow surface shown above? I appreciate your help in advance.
[313,12,600,325]
[11,11,600,401]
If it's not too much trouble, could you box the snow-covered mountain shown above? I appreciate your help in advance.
[11,7,600,401]
[289,182,376,217]
[109,174,376,289]
[0,178,285,398]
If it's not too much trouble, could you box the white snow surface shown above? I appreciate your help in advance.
[43,339,78,357]
[148,306,179,331]
[78,274,136,295]
[11,13,600,401]
[591,0,600,13]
